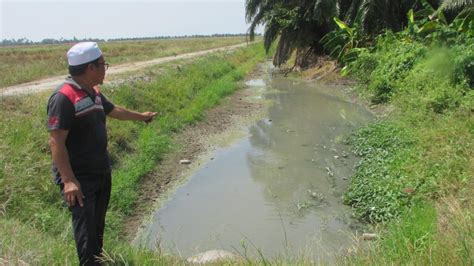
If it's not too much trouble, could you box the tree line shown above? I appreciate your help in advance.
[0,33,257,47]
[245,0,473,68]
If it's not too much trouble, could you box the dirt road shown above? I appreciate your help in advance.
[0,42,249,97]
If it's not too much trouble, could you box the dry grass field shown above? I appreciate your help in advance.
[0,36,249,88]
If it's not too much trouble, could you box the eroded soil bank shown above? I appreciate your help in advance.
[126,62,375,261]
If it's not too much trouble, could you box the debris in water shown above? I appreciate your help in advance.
[187,250,241,264]
[362,233,378,241]
[334,155,340,159]
[296,203,305,210]
[308,190,325,202]
[296,202,313,210]
[179,159,192,164]
[325,167,334,177]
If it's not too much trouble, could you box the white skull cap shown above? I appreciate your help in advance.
[67,42,103,66]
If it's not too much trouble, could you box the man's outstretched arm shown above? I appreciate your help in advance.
[108,106,157,123]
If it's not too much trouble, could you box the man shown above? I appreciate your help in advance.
[47,42,156,265]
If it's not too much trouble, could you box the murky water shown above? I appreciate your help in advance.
[137,67,374,261]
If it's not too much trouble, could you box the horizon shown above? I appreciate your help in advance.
[0,33,255,44]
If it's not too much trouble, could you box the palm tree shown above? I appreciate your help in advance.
[246,0,341,67]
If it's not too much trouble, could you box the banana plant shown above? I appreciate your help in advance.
[320,15,364,64]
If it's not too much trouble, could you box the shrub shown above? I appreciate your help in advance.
[347,32,427,103]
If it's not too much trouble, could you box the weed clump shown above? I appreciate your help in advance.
[345,122,417,223]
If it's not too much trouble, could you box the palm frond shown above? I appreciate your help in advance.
[273,29,295,66]
[245,0,264,22]
[341,0,364,24]
[263,21,280,53]
[440,0,474,10]
[313,0,339,25]
[248,10,265,41]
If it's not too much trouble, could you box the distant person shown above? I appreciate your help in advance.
[46,42,157,265]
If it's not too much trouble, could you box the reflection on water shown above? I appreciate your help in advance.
[137,71,374,261]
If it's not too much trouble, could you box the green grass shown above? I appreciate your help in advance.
[0,36,252,88]
[344,122,418,223]
[344,203,438,265]
[0,42,267,264]
[342,31,474,264]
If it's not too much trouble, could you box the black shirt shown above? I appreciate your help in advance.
[47,77,114,183]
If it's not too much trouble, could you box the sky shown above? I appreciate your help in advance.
[1,0,258,41]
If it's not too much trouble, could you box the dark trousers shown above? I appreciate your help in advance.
[61,173,112,266]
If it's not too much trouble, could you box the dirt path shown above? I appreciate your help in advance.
[0,42,249,97]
